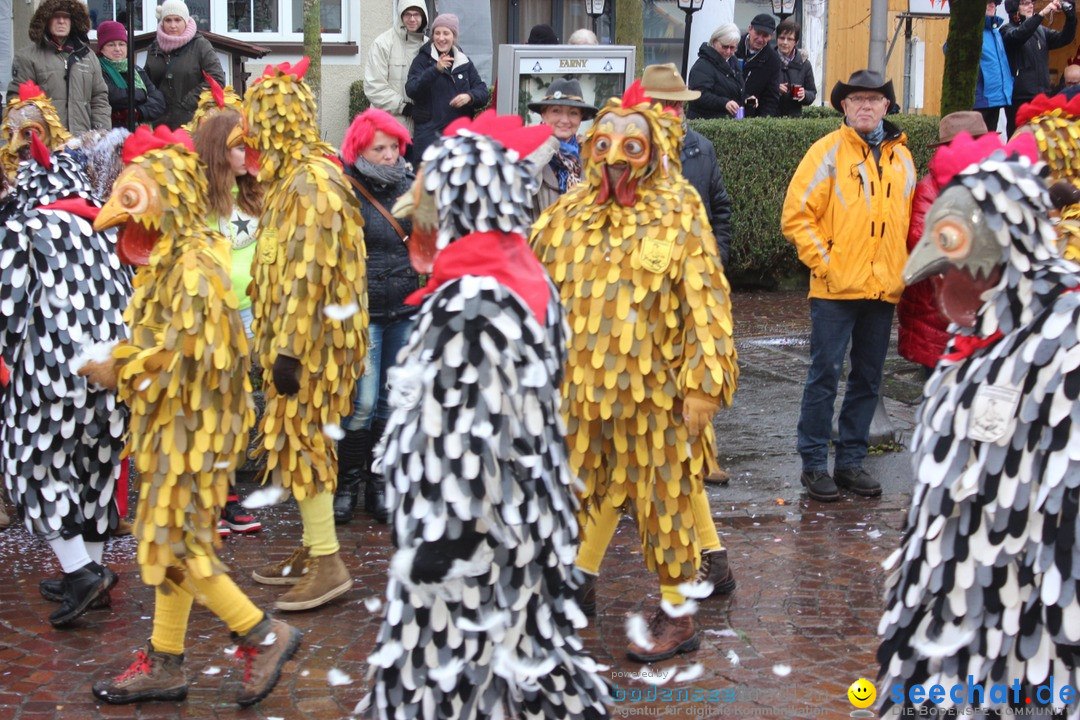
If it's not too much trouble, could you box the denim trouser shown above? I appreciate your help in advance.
[344,317,414,431]
[796,298,894,473]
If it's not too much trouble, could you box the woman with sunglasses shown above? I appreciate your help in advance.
[687,23,745,119]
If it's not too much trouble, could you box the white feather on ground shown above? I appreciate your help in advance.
[661,599,699,617]
[241,487,285,509]
[323,302,360,321]
[202,666,221,675]
[327,668,353,686]
[673,664,704,683]
[677,581,715,599]
[626,613,654,651]
[706,629,739,638]
[631,670,672,686]
[726,649,740,666]
[363,596,382,613]
[773,664,792,677]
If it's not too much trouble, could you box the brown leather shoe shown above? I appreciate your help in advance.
[575,572,597,617]
[233,617,301,707]
[274,551,352,611]
[252,546,310,586]
[92,643,188,704]
[705,468,730,485]
[626,607,699,663]
[697,549,737,596]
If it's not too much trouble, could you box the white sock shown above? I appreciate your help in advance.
[47,536,93,574]
[84,541,105,565]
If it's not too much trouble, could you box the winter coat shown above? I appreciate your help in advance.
[6,0,110,133]
[686,43,744,120]
[681,128,732,268]
[897,174,950,368]
[406,42,489,162]
[144,34,225,129]
[101,65,167,129]
[777,51,817,117]
[344,164,419,323]
[977,15,1013,109]
[1001,11,1076,102]
[364,1,429,134]
[737,34,782,117]
[781,121,917,304]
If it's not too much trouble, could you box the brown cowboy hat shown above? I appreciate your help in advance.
[527,78,599,119]
[830,69,896,112]
[641,63,701,102]
[930,111,989,147]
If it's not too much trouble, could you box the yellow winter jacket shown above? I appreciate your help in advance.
[781,121,916,303]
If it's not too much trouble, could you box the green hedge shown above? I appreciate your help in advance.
[349,80,371,120]
[689,114,940,287]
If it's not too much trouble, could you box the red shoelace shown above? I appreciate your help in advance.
[234,645,259,683]
[115,650,151,682]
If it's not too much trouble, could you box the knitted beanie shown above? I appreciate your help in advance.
[156,0,190,22]
[430,13,459,37]
[95,20,128,47]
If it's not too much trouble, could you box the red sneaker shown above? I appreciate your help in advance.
[222,499,262,534]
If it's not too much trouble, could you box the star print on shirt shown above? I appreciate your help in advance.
[232,215,253,237]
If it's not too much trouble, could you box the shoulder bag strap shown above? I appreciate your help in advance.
[346,175,408,240]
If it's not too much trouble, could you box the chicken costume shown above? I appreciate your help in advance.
[530,81,738,662]
[187,73,244,132]
[84,125,300,708]
[1,80,72,184]
[0,134,128,627]
[878,132,1080,716]
[243,58,367,611]
[358,109,610,720]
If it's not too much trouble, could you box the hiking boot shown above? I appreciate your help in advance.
[252,546,309,586]
[697,549,736,596]
[92,643,188,704]
[222,498,262,534]
[626,607,699,663]
[333,476,360,525]
[705,468,730,485]
[834,466,883,498]
[274,551,352,612]
[49,562,110,627]
[575,571,597,617]
[799,470,840,502]
[41,565,117,608]
[233,616,301,707]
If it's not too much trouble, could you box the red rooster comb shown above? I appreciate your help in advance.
[29,131,51,167]
[1015,93,1080,128]
[19,80,45,102]
[929,131,1041,187]
[258,57,310,84]
[203,71,225,109]
[122,125,195,164]
[620,79,651,109]
[443,109,552,160]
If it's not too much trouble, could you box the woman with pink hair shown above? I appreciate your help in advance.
[335,108,417,525]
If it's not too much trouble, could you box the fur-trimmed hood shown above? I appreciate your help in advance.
[29,0,92,45]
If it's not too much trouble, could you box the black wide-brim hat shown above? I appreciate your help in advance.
[830,69,896,112]
[527,78,598,119]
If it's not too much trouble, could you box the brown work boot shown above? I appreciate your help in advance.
[251,546,310,586]
[92,643,188,704]
[697,549,737,596]
[705,468,730,485]
[0,502,9,529]
[233,616,302,707]
[575,571,597,617]
[274,551,352,611]
[626,607,699,663]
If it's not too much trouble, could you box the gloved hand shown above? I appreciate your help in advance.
[272,354,301,395]
[77,359,119,390]
[682,391,720,438]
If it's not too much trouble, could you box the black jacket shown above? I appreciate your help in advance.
[144,34,225,129]
[1001,10,1077,102]
[344,164,419,323]
[102,66,166,128]
[681,128,731,268]
[686,43,744,120]
[405,42,489,162]
[776,51,817,117]
[737,34,782,117]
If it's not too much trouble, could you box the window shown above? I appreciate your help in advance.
[290,0,342,34]
[88,0,349,40]
[87,0,144,30]
[228,0,280,33]
[157,0,211,32]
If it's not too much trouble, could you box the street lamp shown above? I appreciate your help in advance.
[584,0,607,36]
[770,0,796,21]
[678,0,706,77]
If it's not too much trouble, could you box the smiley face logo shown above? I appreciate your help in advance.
[848,678,876,709]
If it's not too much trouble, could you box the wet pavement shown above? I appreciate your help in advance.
[0,290,926,720]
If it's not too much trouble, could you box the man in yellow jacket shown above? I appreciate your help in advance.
[781,69,915,502]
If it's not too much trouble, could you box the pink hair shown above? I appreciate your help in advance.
[341,108,411,165]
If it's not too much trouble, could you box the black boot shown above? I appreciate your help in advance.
[41,564,117,608]
[364,421,389,524]
[49,561,113,627]
[334,428,368,525]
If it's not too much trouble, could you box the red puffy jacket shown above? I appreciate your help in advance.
[897,174,951,368]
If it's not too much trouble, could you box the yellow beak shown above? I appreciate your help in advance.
[94,194,130,232]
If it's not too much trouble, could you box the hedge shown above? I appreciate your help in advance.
[349,80,371,120]
[689,113,941,287]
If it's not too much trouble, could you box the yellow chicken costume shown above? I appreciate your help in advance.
[243,58,368,612]
[530,81,738,663]
[83,125,300,708]
[186,73,243,131]
[1,79,71,184]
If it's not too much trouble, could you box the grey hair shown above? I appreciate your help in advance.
[567,28,598,45]
[709,23,740,46]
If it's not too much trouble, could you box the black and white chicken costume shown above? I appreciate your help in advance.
[359,112,611,720]
[0,135,130,626]
[878,132,1080,716]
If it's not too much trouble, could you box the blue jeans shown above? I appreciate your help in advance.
[344,317,414,431]
[796,298,894,473]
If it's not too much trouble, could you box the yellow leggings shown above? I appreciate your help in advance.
[298,491,339,557]
[576,486,722,605]
[150,569,264,656]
